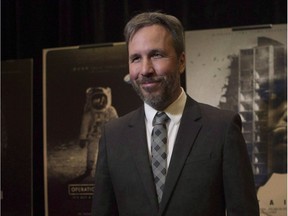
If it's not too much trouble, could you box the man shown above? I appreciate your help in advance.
[91,12,259,216]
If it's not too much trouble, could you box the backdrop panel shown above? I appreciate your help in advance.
[185,24,287,216]
[43,43,142,216]
[1,59,33,216]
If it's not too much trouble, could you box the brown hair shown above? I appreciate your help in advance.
[124,12,184,57]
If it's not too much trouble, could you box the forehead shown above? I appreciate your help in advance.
[128,25,173,51]
[131,25,172,43]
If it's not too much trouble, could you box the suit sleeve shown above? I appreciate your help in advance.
[91,126,119,216]
[223,113,260,216]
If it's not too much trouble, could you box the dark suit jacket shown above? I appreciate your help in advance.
[91,96,259,216]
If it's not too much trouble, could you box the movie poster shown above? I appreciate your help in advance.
[185,24,287,215]
[1,59,33,216]
[43,43,142,216]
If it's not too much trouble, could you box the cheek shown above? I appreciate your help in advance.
[154,61,177,76]
[129,64,139,80]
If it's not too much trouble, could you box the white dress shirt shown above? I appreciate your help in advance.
[144,88,187,169]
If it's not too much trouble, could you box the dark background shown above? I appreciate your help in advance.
[1,0,287,215]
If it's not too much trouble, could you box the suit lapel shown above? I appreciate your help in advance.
[159,97,203,215]
[126,107,159,213]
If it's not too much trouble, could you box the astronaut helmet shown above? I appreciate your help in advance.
[85,87,112,111]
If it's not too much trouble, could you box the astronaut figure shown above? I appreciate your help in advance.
[79,87,118,176]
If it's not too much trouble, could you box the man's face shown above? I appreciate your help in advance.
[128,24,185,110]
[268,90,287,173]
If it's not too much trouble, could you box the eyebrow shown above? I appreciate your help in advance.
[129,53,140,61]
[129,49,166,58]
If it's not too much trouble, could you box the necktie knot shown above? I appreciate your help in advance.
[153,112,169,126]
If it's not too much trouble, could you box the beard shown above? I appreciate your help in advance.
[131,72,181,110]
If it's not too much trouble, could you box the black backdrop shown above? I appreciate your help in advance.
[1,0,287,215]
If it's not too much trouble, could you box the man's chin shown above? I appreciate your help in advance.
[141,90,161,101]
[141,84,161,93]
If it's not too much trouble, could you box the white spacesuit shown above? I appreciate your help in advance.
[79,87,118,175]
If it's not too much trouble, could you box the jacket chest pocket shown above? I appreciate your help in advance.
[181,153,221,183]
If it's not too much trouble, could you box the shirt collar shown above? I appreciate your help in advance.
[144,88,187,125]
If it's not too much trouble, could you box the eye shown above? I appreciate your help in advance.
[130,55,141,63]
[152,52,163,59]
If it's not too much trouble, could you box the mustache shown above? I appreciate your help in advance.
[136,76,164,84]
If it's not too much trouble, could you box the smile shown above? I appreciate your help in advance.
[141,81,161,91]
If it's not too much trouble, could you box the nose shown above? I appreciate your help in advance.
[141,58,154,76]
[281,102,287,123]
[275,101,287,128]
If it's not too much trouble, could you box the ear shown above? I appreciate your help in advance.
[178,52,186,74]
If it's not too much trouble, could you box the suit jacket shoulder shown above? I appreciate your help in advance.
[184,96,242,128]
